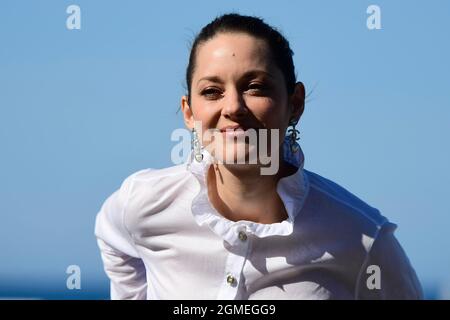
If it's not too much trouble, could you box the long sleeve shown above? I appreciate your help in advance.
[355,222,424,299]
[94,171,148,300]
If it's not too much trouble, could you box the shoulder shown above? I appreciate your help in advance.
[99,162,195,216]
[301,170,422,299]
[116,163,196,209]
[95,163,196,246]
[119,163,197,224]
[125,163,190,183]
[124,163,194,198]
[303,169,391,239]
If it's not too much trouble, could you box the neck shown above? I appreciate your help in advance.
[207,153,298,224]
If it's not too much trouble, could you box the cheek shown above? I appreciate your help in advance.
[190,100,217,128]
[248,98,288,129]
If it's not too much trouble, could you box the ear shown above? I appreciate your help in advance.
[289,82,305,123]
[181,95,194,130]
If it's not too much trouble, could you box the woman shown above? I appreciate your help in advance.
[94,13,423,300]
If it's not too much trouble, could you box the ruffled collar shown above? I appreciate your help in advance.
[185,135,310,245]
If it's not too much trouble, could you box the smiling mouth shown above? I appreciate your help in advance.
[222,127,245,132]
[221,128,258,136]
[220,128,264,141]
[220,126,261,132]
[222,129,246,135]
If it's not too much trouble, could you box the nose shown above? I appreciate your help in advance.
[221,88,248,120]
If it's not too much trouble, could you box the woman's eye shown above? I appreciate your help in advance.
[201,88,222,99]
[247,83,268,94]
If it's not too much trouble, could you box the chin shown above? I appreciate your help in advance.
[215,143,259,165]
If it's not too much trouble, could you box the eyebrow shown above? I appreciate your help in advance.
[196,70,275,86]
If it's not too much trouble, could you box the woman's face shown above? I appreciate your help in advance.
[181,32,304,168]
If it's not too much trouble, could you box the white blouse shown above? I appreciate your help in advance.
[94,137,423,300]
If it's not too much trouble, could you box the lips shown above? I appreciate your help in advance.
[220,126,245,132]
[220,125,258,132]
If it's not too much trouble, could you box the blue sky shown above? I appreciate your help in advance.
[0,0,449,299]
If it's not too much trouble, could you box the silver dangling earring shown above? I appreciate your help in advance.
[191,128,203,162]
[287,118,300,153]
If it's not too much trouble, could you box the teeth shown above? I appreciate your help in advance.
[221,126,252,131]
